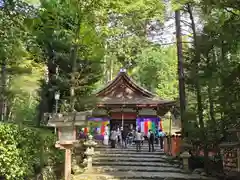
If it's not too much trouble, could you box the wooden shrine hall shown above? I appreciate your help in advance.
[86,69,176,140]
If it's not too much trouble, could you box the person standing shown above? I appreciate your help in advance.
[147,129,155,152]
[132,129,136,145]
[141,132,144,145]
[155,129,159,145]
[103,126,109,145]
[78,129,84,139]
[117,127,122,147]
[135,130,142,152]
[121,127,128,148]
[158,129,165,150]
[110,129,118,148]
[128,130,134,146]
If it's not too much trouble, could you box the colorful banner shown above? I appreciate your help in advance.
[159,120,163,131]
[144,121,148,134]
[83,117,110,140]
[136,117,161,135]
[101,122,105,135]
[140,121,144,133]
[83,117,162,139]
[84,127,88,134]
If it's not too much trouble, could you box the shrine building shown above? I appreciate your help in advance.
[86,69,176,140]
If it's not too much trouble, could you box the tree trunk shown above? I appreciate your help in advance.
[46,44,57,113]
[36,85,48,127]
[186,3,207,173]
[206,56,216,125]
[0,58,7,121]
[70,17,82,112]
[36,43,56,126]
[175,10,186,137]
[103,43,109,84]
[70,44,77,112]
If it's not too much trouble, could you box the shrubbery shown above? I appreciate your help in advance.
[0,123,64,180]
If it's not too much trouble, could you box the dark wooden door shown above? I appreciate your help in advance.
[110,119,136,130]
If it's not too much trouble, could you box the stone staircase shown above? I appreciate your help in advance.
[74,143,214,180]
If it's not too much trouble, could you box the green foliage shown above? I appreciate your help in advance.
[101,0,167,82]
[182,0,240,156]
[0,123,63,180]
[133,46,178,99]
[34,0,105,116]
[0,0,43,122]
[7,61,43,124]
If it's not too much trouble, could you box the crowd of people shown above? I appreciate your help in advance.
[109,127,166,152]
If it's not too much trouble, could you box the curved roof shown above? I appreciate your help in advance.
[96,70,175,106]
[97,70,155,97]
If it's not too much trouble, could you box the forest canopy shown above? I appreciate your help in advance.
[0,0,240,178]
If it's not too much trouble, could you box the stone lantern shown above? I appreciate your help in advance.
[47,110,93,180]
[219,127,240,175]
[83,134,97,172]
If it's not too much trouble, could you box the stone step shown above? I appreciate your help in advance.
[94,165,184,173]
[96,144,163,149]
[96,144,162,148]
[95,149,164,153]
[92,161,178,167]
[95,152,169,159]
[95,148,164,154]
[95,151,164,156]
[94,156,169,163]
[96,146,163,149]
[76,171,214,180]
[96,142,161,147]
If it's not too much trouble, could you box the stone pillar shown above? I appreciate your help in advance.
[55,142,74,180]
[72,141,85,174]
[65,148,72,180]
[180,151,191,171]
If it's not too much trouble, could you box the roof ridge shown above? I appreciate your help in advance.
[96,71,156,97]
[122,72,159,98]
[95,71,123,95]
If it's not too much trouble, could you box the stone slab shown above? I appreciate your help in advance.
[82,144,215,180]
[94,157,169,163]
[75,171,215,180]
[95,153,169,159]
[92,161,179,167]
[95,148,165,155]
[94,165,184,173]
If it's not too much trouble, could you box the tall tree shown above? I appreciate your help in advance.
[0,0,37,121]
[34,0,105,125]
[175,9,186,136]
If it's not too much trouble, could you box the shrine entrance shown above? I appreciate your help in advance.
[85,69,176,140]
[110,119,136,130]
